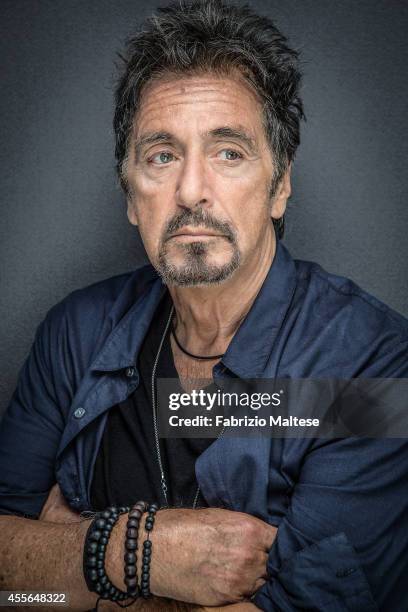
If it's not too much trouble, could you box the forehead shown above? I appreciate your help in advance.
[133,72,266,140]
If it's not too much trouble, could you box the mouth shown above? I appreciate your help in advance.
[170,228,225,239]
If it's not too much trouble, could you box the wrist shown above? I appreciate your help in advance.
[104,507,176,601]
[104,512,128,592]
[141,509,168,598]
[105,506,161,599]
[136,511,148,587]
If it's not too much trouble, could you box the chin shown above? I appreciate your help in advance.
[155,239,241,287]
[156,254,241,287]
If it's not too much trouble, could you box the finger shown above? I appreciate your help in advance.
[260,552,269,579]
[242,577,266,598]
[47,483,60,501]
[252,577,266,593]
[52,484,70,509]
[45,484,68,513]
[263,524,277,550]
[39,483,80,523]
[39,483,60,519]
[253,551,269,579]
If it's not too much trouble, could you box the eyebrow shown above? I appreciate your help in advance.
[134,131,175,159]
[207,127,258,154]
[134,125,258,159]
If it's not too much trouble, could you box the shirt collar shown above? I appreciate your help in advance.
[221,237,297,378]
[91,277,167,372]
[91,236,297,377]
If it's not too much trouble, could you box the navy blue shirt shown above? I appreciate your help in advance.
[90,289,213,510]
[1,236,407,611]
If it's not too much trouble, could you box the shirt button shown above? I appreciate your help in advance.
[73,407,86,419]
[125,366,135,378]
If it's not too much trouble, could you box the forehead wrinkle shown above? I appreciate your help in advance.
[136,97,262,141]
[142,76,247,97]
[139,81,260,114]
[140,91,251,114]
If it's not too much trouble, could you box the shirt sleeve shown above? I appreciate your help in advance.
[253,339,408,611]
[0,304,71,518]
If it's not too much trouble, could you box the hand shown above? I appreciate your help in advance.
[39,483,82,523]
[148,507,276,606]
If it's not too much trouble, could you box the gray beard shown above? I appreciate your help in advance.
[157,240,241,287]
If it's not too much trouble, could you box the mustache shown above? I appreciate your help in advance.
[163,209,236,242]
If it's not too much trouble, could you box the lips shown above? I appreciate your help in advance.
[171,229,223,238]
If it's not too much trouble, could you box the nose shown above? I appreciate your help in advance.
[176,152,211,210]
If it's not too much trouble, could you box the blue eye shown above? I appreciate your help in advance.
[219,149,242,161]
[150,151,174,164]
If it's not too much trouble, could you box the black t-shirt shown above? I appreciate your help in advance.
[90,290,214,511]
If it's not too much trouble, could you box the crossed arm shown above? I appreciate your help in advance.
[0,484,270,611]
[2,313,406,610]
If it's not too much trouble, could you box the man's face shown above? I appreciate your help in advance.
[124,71,289,286]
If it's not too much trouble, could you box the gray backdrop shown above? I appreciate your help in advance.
[1,0,407,418]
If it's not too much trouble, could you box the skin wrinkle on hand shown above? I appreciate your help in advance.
[37,487,256,611]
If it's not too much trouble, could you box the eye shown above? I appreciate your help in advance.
[149,151,175,165]
[218,149,243,161]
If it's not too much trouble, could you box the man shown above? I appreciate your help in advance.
[0,0,407,611]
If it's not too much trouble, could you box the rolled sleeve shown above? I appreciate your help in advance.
[253,532,377,611]
[251,432,408,611]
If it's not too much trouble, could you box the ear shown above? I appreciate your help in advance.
[271,163,292,220]
[127,197,138,226]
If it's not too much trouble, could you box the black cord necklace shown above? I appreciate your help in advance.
[152,304,226,509]
[171,321,224,360]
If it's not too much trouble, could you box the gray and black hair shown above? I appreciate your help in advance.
[114,0,305,238]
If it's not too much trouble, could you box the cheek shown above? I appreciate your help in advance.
[217,176,271,229]
[130,175,173,234]
[131,171,165,206]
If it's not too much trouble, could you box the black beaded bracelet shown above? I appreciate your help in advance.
[83,505,130,603]
[140,502,159,598]
[123,500,148,598]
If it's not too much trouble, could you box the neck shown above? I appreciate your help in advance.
[167,226,277,358]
